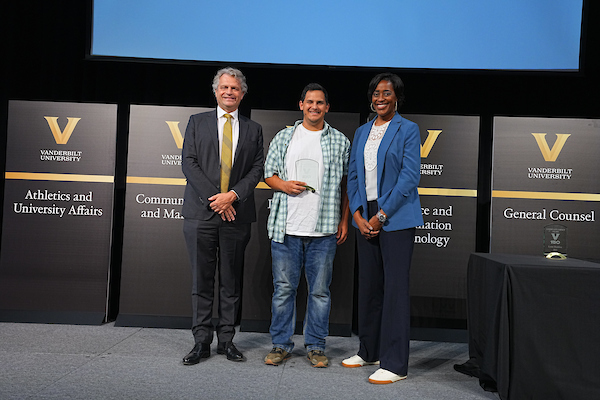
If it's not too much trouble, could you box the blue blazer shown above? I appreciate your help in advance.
[347,113,423,231]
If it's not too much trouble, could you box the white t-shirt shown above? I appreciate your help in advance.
[285,124,326,237]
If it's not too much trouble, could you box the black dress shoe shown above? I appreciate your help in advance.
[182,343,210,365]
[217,341,245,362]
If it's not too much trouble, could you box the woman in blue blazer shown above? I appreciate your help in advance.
[343,73,423,384]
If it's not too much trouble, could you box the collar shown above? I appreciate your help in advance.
[291,119,331,136]
[217,106,239,120]
[367,112,402,128]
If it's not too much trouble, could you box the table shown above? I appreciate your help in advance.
[460,253,600,399]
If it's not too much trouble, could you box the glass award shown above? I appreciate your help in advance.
[295,159,319,193]
[544,224,567,258]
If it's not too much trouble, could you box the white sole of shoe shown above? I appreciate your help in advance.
[342,360,380,368]
[369,374,407,384]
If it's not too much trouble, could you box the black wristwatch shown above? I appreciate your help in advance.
[376,210,387,223]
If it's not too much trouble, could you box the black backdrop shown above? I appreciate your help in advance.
[1,1,599,323]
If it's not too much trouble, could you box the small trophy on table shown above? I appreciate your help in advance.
[544,224,567,259]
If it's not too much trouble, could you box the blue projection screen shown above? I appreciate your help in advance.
[91,0,584,71]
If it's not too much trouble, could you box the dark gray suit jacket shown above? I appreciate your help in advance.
[182,110,264,223]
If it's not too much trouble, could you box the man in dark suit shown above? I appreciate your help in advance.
[181,67,264,365]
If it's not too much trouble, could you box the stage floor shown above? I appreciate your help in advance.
[0,322,496,399]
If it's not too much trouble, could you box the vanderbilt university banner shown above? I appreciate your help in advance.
[0,100,117,324]
[404,114,480,325]
[241,110,359,336]
[116,105,210,327]
[491,117,600,260]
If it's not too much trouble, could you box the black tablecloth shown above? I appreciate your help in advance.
[460,253,600,400]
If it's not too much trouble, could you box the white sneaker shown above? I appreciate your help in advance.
[341,354,380,368]
[368,368,407,384]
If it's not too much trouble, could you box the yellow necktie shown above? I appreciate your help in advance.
[221,114,233,193]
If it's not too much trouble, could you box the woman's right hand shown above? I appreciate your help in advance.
[353,210,379,239]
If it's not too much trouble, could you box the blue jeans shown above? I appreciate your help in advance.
[269,234,337,353]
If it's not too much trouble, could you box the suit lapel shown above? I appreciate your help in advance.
[206,110,219,159]
[230,116,250,184]
[377,113,402,192]
[356,120,373,197]
[235,116,248,162]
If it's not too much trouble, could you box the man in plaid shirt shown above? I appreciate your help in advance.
[263,83,350,368]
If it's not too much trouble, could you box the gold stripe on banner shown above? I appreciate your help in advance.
[5,172,114,183]
[256,182,270,189]
[493,190,600,202]
[127,176,187,186]
[126,177,273,189]
[418,187,477,197]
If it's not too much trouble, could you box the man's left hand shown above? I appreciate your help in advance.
[209,191,237,215]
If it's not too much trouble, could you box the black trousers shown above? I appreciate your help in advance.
[355,201,416,376]
[183,217,251,344]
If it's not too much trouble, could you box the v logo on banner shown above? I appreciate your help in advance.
[44,116,81,144]
[421,130,442,158]
[166,121,184,149]
[531,133,571,162]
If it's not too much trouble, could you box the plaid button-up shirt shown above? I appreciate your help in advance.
[264,120,350,243]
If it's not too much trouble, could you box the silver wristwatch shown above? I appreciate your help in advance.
[376,210,387,223]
